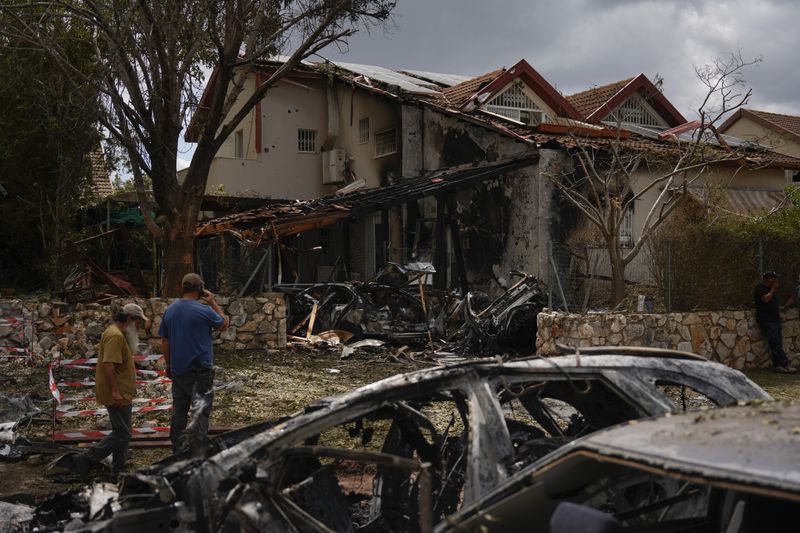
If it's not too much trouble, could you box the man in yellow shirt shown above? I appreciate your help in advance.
[71,303,147,478]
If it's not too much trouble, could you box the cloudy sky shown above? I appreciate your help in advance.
[177,0,799,170]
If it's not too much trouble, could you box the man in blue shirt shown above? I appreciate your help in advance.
[159,273,229,453]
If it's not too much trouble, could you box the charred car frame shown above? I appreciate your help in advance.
[31,353,770,531]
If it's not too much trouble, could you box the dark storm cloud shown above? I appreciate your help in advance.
[320,0,800,118]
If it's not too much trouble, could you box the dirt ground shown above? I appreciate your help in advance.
[1,350,798,504]
[0,348,424,502]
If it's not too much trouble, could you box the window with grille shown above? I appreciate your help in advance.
[234,130,244,158]
[359,118,369,144]
[298,129,317,153]
[484,81,547,125]
[374,128,397,158]
[605,94,667,128]
[619,206,634,246]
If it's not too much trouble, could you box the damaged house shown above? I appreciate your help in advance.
[186,58,800,303]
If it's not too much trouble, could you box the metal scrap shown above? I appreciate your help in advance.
[285,279,431,346]
[446,271,547,355]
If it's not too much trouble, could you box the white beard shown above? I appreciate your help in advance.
[124,322,140,354]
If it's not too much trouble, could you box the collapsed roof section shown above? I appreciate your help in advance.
[195,157,537,243]
[316,60,799,170]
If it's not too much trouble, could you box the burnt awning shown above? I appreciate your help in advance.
[195,156,537,244]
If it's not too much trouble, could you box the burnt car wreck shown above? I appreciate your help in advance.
[29,354,770,531]
[440,400,800,533]
[283,266,548,354]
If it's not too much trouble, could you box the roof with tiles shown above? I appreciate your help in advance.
[566,77,634,119]
[440,69,505,108]
[742,109,800,142]
[88,148,113,198]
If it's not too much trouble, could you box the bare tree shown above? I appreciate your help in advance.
[0,0,394,294]
[546,52,761,307]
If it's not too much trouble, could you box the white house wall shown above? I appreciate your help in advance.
[205,74,401,199]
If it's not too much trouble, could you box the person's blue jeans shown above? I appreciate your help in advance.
[758,320,790,368]
[170,367,214,454]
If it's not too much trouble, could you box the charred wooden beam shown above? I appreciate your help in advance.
[433,194,447,290]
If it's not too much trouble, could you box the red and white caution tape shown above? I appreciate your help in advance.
[55,403,172,418]
[60,396,170,405]
[56,353,164,366]
[1,347,28,354]
[53,426,171,441]
[60,364,166,376]
[48,363,62,406]
[57,377,172,388]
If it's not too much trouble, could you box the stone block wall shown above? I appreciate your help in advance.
[536,308,800,370]
[7,294,286,362]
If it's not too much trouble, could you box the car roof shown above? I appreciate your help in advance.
[573,400,800,495]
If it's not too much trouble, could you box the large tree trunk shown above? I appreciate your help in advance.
[608,241,627,307]
[162,218,197,297]
[157,150,214,296]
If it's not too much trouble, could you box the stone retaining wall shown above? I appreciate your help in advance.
[536,308,800,369]
[2,294,286,361]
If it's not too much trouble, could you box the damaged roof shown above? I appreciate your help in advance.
[566,73,687,126]
[441,68,507,108]
[195,157,537,241]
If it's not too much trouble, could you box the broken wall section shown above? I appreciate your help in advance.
[537,308,800,370]
[404,106,555,292]
[8,294,287,362]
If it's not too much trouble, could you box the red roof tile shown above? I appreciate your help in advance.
[441,69,505,108]
[722,109,800,144]
[567,78,634,119]
[88,148,113,198]
[566,74,685,127]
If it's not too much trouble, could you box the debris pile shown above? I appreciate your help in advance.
[443,271,547,355]
[283,265,548,357]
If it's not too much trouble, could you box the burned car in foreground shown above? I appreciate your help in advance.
[31,353,771,531]
[439,400,800,533]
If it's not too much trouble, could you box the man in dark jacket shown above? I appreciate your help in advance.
[754,271,794,373]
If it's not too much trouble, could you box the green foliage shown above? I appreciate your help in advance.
[649,204,800,311]
[0,16,101,289]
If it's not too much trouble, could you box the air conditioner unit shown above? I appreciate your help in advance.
[322,148,346,184]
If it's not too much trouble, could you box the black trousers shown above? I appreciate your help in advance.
[170,368,214,454]
[758,320,790,368]
[85,404,132,473]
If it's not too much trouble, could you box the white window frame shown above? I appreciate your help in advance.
[359,118,370,144]
[298,129,317,153]
[234,130,244,158]
[374,128,397,158]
